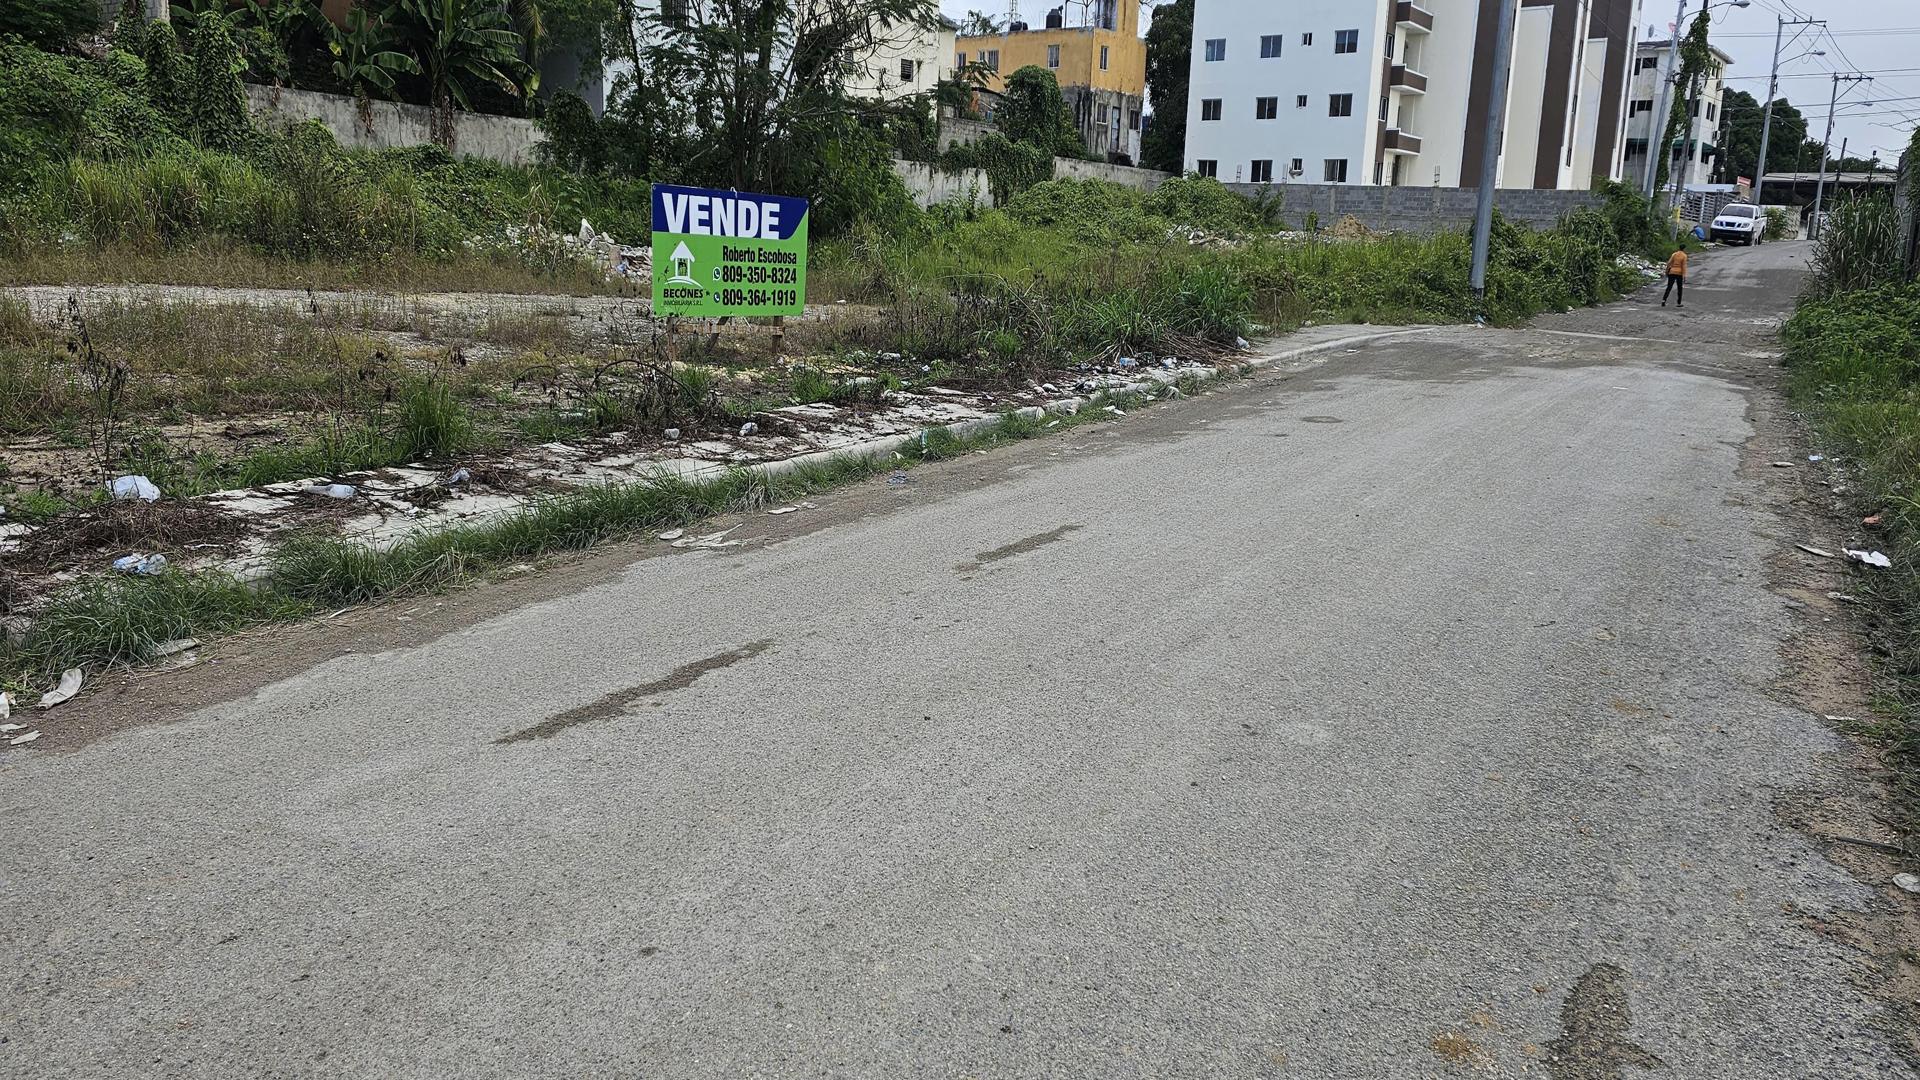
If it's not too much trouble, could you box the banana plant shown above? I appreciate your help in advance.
[322,5,422,133]
[383,0,531,150]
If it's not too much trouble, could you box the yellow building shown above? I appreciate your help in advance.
[955,1,1147,161]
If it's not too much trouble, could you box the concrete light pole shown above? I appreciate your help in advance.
[1470,0,1519,314]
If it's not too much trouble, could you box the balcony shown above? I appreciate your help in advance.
[1395,2,1434,33]
[1389,65,1427,94]
[1382,128,1423,155]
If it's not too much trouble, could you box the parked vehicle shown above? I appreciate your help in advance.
[1711,203,1759,245]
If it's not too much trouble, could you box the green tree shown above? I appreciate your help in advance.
[0,0,99,50]
[138,17,191,124]
[957,10,1000,36]
[996,65,1081,158]
[1715,90,1811,186]
[322,5,422,133]
[1139,0,1191,173]
[381,0,531,149]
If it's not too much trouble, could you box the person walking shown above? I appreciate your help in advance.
[1661,248,1687,308]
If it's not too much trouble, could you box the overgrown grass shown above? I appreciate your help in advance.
[1783,191,1920,813]
[0,384,1167,691]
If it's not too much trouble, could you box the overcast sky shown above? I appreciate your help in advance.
[938,0,1920,164]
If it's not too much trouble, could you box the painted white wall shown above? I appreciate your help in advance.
[1571,37,1608,183]
[1623,39,1728,187]
[1414,0,1484,188]
[1184,0,1390,184]
[847,21,958,101]
[1501,5,1553,188]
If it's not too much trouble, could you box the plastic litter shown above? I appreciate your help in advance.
[657,528,685,541]
[664,427,681,440]
[111,553,168,575]
[303,484,357,499]
[1864,514,1884,526]
[767,502,817,516]
[739,422,759,437]
[1828,591,1860,603]
[1234,337,1250,349]
[1845,549,1892,569]
[1897,873,1920,895]
[38,668,83,709]
[8,731,39,746]
[446,468,471,485]
[152,638,199,657]
[110,475,161,502]
[1117,357,1138,368]
[1808,454,1825,462]
[0,690,9,722]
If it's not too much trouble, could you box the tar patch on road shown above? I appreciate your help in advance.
[1299,415,1346,424]
[955,525,1083,573]
[1545,963,1664,1079]
[496,641,774,743]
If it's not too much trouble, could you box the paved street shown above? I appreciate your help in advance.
[5,240,1912,1078]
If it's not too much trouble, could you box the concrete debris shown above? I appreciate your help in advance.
[0,691,9,722]
[111,553,168,575]
[1845,549,1892,569]
[1795,544,1835,558]
[153,638,199,657]
[657,528,685,541]
[110,475,161,502]
[8,731,40,746]
[1897,873,1920,895]
[303,484,358,499]
[664,428,681,440]
[767,502,818,516]
[1616,253,1664,279]
[1234,337,1251,350]
[672,527,743,550]
[38,668,83,709]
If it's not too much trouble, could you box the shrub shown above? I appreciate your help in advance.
[1808,196,1904,299]
[995,66,1082,158]
[0,0,100,50]
[1144,175,1258,235]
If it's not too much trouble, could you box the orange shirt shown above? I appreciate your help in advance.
[1667,250,1688,278]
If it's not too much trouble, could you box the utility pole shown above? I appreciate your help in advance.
[1811,73,1872,240]
[1642,0,1690,200]
[1470,0,1519,314]
[1753,15,1823,217]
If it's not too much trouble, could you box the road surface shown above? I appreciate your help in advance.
[5,241,1911,1077]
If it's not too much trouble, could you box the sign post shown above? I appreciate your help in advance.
[651,184,809,320]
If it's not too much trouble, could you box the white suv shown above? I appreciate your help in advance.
[1711,203,1759,246]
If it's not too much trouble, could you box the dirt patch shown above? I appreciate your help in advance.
[496,640,775,743]
[957,524,1084,572]
[1429,1030,1489,1067]
[14,499,250,573]
[1543,963,1662,1080]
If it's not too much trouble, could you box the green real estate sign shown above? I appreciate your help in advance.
[651,184,809,318]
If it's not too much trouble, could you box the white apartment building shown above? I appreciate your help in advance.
[1622,39,1732,189]
[845,15,960,102]
[1184,0,1645,190]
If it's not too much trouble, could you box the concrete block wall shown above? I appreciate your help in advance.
[1223,183,1603,232]
[244,85,544,167]
[892,160,991,209]
[1051,157,1171,191]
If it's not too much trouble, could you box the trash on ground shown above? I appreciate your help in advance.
[109,475,161,502]
[1825,713,1861,723]
[887,470,912,485]
[664,427,680,440]
[1897,873,1920,895]
[0,724,17,734]
[38,669,83,709]
[1828,591,1860,603]
[657,528,685,541]
[767,502,818,516]
[303,483,357,499]
[1046,420,1060,428]
[111,553,168,575]
[1769,461,1795,468]
[0,690,9,721]
[8,731,40,746]
[1104,405,1127,416]
[738,422,759,437]
[153,638,199,657]
[446,468,471,485]
[1845,549,1892,569]
[1864,514,1884,526]
[1795,544,1835,558]
[1808,454,1825,462]
[1234,337,1250,349]
[672,527,743,550]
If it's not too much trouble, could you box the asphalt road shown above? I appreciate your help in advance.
[5,240,1911,1078]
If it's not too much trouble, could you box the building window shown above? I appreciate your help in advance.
[1200,98,1223,121]
[1302,32,1314,46]
[1329,93,1352,117]
[1386,33,1395,59]
[1374,161,1386,184]
[1623,138,1648,158]
[1196,159,1218,178]
[1379,94,1389,121]
[1204,38,1226,62]
[1260,34,1283,58]
[1324,159,1349,183]
[1047,44,1060,68]
[1100,45,1109,70]
[1636,56,1658,72]
[1335,29,1359,54]
[900,58,916,83]
[957,51,966,70]
[1256,96,1278,119]
[1629,98,1652,116]
[978,50,999,70]
[1289,157,1303,176]
[662,0,689,27]
[1296,94,1308,108]
[1251,159,1274,183]
[1706,102,1716,121]
[1129,109,1140,130]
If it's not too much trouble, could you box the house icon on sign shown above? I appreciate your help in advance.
[667,241,699,286]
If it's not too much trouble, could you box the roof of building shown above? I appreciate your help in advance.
[1635,39,1735,65]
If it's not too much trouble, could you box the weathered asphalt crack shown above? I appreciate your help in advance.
[496,641,774,743]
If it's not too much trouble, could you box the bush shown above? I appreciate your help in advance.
[0,0,100,50]
[1004,178,1157,243]
[995,66,1082,158]
[1809,196,1904,299]
[1144,175,1258,235]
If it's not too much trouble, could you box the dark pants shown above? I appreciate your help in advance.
[1662,274,1684,305]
